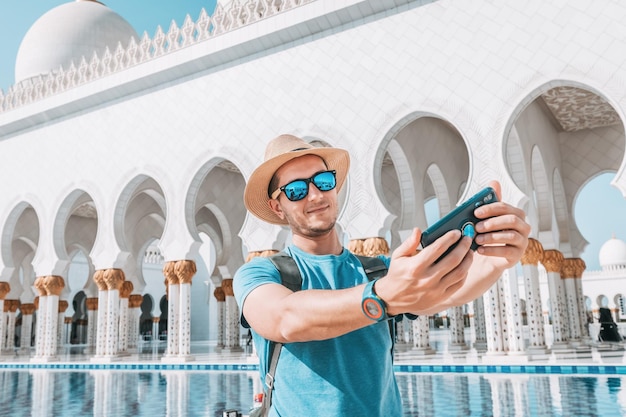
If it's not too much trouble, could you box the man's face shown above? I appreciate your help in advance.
[270,154,339,238]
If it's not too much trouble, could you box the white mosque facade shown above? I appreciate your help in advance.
[0,0,625,361]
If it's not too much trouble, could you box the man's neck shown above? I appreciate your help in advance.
[291,230,343,256]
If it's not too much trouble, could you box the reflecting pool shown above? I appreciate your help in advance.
[1,370,625,416]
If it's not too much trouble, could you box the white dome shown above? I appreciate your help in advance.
[598,236,626,269]
[15,0,138,84]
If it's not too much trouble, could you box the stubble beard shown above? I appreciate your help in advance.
[285,210,337,238]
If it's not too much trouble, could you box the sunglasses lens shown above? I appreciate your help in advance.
[313,171,336,191]
[283,180,309,201]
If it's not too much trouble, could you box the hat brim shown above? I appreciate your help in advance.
[244,147,350,225]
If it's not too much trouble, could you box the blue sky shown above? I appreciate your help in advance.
[1,1,625,271]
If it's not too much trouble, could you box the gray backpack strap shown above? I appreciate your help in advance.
[256,341,282,417]
[355,255,388,281]
[267,254,302,292]
[253,253,302,417]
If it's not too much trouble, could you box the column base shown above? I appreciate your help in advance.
[17,347,33,356]
[161,354,195,363]
[410,347,437,356]
[30,356,60,363]
[215,346,244,353]
[481,353,530,364]
[447,343,469,352]
[526,346,551,361]
[90,355,120,363]
[472,341,488,352]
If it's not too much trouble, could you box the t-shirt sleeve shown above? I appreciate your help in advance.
[233,256,282,327]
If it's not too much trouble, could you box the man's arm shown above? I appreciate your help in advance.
[241,282,373,343]
[377,180,530,316]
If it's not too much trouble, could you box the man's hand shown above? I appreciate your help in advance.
[376,180,530,316]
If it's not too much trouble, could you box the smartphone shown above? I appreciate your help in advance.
[420,186,498,259]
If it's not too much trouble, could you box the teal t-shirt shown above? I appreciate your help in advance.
[233,245,401,417]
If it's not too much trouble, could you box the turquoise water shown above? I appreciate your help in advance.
[1,370,625,416]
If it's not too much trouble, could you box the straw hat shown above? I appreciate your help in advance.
[244,134,350,225]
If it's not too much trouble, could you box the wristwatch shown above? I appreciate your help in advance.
[361,279,390,322]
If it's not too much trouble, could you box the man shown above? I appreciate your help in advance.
[234,134,530,416]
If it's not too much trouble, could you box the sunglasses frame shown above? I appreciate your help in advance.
[271,170,337,201]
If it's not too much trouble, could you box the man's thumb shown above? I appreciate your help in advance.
[392,227,421,259]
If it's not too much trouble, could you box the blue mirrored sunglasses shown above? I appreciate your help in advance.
[271,170,337,202]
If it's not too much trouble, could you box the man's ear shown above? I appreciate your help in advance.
[268,199,285,220]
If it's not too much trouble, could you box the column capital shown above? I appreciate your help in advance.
[58,300,69,313]
[119,281,134,298]
[222,279,234,297]
[86,297,98,311]
[20,303,36,315]
[561,257,586,279]
[521,238,544,265]
[214,286,226,302]
[7,299,19,312]
[104,268,125,290]
[129,294,143,308]
[175,260,197,284]
[246,250,279,262]
[0,281,10,299]
[163,261,179,285]
[348,237,390,256]
[44,275,65,296]
[93,270,107,291]
[541,249,564,273]
[152,317,160,323]
[34,277,48,296]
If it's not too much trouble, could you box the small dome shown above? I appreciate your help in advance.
[598,236,626,269]
[15,0,138,84]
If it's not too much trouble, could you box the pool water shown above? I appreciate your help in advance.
[1,370,625,416]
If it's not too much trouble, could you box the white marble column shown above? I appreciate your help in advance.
[215,288,225,351]
[164,261,180,357]
[128,294,143,350]
[542,250,569,349]
[94,270,109,357]
[0,284,6,357]
[483,279,506,356]
[39,276,65,359]
[118,281,133,355]
[162,260,197,362]
[448,306,468,351]
[561,259,580,344]
[501,267,525,355]
[521,238,548,354]
[152,317,160,342]
[57,300,69,349]
[19,303,35,352]
[223,275,244,353]
[175,260,196,358]
[85,297,98,354]
[573,266,591,341]
[472,296,488,351]
[4,300,17,352]
[412,314,435,355]
[32,277,47,358]
[104,269,124,357]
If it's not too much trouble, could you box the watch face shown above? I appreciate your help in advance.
[363,299,383,320]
